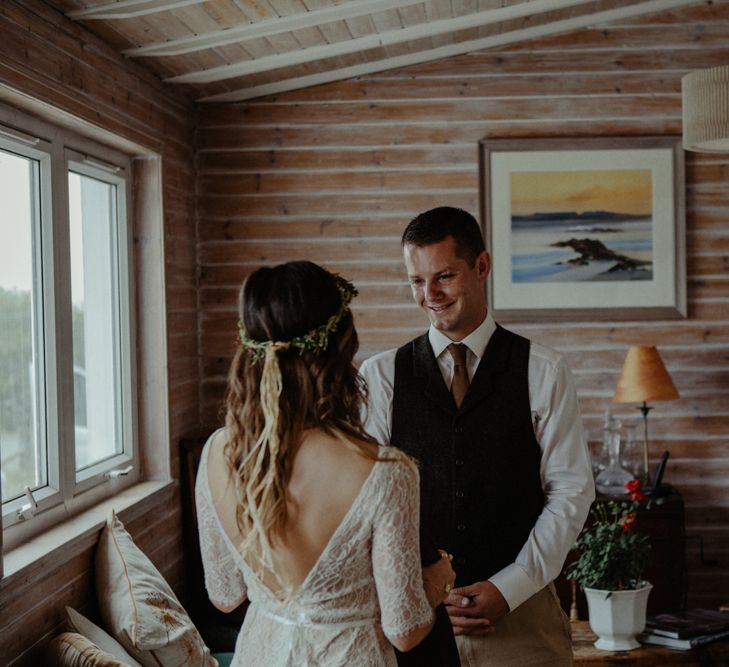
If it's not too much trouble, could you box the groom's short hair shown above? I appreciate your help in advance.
[402,207,486,267]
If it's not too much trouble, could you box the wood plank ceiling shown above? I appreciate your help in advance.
[49,0,706,103]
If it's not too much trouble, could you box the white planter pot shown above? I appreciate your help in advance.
[584,583,652,651]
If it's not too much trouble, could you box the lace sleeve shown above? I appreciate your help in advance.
[372,458,434,639]
[195,443,248,611]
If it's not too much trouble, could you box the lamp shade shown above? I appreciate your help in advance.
[682,65,729,152]
[613,346,679,404]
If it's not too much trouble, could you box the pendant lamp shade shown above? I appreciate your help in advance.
[682,65,729,153]
[613,346,679,404]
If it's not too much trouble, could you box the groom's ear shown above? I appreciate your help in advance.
[476,251,491,281]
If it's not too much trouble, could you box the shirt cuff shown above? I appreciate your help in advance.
[489,563,541,611]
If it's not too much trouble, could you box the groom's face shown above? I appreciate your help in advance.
[404,235,490,342]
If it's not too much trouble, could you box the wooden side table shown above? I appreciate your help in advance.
[572,620,729,665]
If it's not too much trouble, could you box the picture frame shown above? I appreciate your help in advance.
[479,136,686,322]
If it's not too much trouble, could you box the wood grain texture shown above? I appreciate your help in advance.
[196,0,729,611]
[0,2,196,665]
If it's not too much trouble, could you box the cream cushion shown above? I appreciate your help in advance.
[95,512,217,667]
[65,607,142,667]
[47,632,134,667]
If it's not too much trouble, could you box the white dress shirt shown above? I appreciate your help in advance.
[358,311,595,612]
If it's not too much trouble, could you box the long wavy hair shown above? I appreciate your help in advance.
[223,261,377,586]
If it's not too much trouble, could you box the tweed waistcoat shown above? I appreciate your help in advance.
[391,326,544,587]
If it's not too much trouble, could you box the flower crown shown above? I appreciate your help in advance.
[238,274,358,362]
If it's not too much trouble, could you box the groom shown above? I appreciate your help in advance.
[360,207,594,666]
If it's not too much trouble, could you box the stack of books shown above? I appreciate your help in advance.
[639,609,729,650]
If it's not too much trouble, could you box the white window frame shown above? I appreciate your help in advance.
[0,111,139,551]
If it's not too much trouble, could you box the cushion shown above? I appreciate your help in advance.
[95,512,217,667]
[46,632,135,667]
[65,607,142,667]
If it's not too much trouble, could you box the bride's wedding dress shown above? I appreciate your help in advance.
[196,440,433,666]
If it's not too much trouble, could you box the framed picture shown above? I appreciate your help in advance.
[479,136,686,322]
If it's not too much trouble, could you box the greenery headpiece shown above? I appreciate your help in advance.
[238,274,358,362]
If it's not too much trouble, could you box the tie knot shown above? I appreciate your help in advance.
[447,343,468,367]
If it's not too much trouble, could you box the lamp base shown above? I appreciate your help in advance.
[637,402,653,490]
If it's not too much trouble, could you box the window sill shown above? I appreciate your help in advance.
[1,479,175,587]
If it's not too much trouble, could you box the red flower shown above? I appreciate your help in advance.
[625,479,647,502]
[619,513,637,532]
[626,479,642,493]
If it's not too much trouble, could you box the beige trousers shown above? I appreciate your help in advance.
[455,584,573,667]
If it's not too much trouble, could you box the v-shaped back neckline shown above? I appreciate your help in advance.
[202,437,385,599]
[284,454,382,594]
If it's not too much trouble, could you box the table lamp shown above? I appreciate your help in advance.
[613,346,679,487]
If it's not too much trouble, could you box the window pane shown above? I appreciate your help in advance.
[0,150,45,502]
[69,171,121,471]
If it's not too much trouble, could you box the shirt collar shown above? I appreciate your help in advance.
[428,310,497,361]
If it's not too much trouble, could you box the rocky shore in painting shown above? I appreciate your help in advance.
[550,237,651,274]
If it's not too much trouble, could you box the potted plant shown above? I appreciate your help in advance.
[567,479,660,651]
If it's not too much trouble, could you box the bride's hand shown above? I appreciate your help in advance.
[422,550,456,608]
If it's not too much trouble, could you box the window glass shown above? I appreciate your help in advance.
[0,149,46,501]
[68,171,121,471]
[0,115,139,548]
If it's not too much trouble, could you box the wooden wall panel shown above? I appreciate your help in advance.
[0,2,196,664]
[196,0,729,610]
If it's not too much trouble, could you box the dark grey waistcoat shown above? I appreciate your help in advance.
[392,325,544,587]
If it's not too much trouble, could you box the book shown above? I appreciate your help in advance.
[645,608,729,639]
[639,627,729,651]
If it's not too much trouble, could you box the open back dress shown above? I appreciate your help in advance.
[195,435,434,666]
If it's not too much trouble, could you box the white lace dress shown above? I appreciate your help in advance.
[195,438,434,667]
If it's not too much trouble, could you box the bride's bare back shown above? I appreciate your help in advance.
[205,428,377,591]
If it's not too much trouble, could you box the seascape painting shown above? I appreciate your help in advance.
[481,137,685,321]
[510,169,653,283]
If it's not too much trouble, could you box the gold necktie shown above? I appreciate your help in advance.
[447,343,469,409]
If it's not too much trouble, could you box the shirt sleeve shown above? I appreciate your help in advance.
[489,350,595,611]
[372,459,434,639]
[358,351,396,445]
[195,441,248,611]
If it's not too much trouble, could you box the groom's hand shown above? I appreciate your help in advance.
[445,580,509,635]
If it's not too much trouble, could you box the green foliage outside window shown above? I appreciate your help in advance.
[0,287,85,500]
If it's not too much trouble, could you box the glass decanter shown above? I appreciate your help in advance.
[620,419,643,479]
[595,415,633,496]
[589,407,612,478]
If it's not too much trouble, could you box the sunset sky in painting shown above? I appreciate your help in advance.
[510,169,652,216]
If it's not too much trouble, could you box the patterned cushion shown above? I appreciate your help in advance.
[95,512,217,667]
[46,632,134,667]
[64,607,142,667]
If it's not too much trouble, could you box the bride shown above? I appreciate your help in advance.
[196,260,456,666]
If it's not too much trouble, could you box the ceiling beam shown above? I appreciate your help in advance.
[198,0,702,102]
[124,0,426,57]
[67,0,205,20]
[168,0,599,84]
